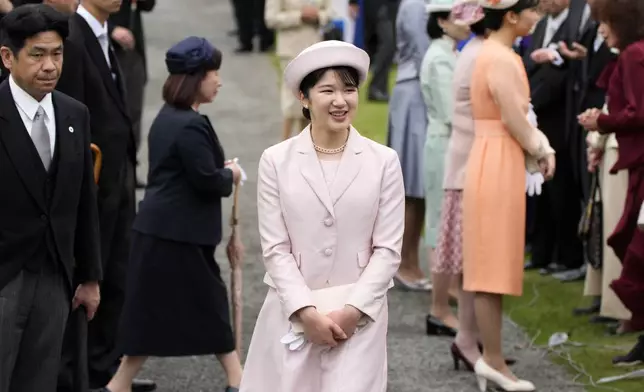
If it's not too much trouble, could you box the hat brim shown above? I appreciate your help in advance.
[284,43,370,98]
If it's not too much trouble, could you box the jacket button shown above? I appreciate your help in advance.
[324,248,333,256]
[324,218,333,227]
[40,214,48,222]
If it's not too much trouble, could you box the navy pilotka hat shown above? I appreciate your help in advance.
[165,36,221,75]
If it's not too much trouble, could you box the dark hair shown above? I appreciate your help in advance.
[470,18,486,37]
[298,66,359,120]
[594,0,644,50]
[484,0,540,31]
[162,71,205,109]
[427,11,450,40]
[0,4,69,54]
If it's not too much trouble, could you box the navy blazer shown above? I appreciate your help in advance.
[133,104,234,246]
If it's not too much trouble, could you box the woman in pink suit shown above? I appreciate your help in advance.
[239,41,405,392]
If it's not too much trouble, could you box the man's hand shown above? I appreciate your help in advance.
[111,26,136,50]
[558,41,588,60]
[0,0,13,13]
[530,48,558,64]
[578,108,602,131]
[349,4,359,19]
[301,5,319,24]
[72,281,101,320]
[327,306,363,338]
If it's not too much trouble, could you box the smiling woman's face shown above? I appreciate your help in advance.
[301,68,359,133]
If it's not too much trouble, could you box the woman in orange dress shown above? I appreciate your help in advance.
[462,0,554,391]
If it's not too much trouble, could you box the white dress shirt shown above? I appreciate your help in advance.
[9,75,56,158]
[542,8,569,48]
[76,4,112,69]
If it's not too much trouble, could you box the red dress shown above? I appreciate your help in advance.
[597,40,644,329]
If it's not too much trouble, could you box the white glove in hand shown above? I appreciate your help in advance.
[527,104,538,128]
[525,171,544,196]
[230,157,248,186]
[280,328,306,351]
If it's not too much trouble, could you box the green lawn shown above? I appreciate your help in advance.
[269,58,642,391]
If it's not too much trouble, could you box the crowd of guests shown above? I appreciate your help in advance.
[383,0,644,379]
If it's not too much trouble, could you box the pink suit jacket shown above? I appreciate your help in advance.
[240,126,404,392]
[259,126,403,321]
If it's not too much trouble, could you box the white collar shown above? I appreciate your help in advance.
[9,75,54,122]
[548,8,569,29]
[77,4,108,38]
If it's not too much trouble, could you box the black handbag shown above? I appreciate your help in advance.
[578,172,603,269]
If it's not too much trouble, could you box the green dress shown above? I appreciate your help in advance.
[419,37,457,247]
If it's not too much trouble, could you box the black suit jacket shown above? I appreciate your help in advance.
[133,105,234,246]
[108,0,156,80]
[524,16,573,150]
[56,13,135,214]
[0,81,101,291]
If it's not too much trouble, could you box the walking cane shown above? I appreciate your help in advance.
[226,182,244,358]
[71,143,103,392]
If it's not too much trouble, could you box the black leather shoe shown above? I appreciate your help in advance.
[553,266,586,282]
[132,378,157,392]
[612,335,644,366]
[367,90,389,102]
[425,315,457,337]
[589,315,618,324]
[539,262,568,275]
[573,299,600,316]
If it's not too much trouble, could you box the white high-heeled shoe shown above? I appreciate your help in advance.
[474,358,536,391]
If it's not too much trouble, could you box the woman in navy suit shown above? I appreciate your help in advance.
[100,37,243,392]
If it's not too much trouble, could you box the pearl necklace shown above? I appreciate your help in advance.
[313,143,346,154]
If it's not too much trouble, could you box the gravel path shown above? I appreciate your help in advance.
[133,1,583,390]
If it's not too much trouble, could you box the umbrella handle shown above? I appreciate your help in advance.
[90,144,103,185]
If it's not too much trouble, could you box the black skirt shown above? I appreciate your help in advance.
[118,231,235,356]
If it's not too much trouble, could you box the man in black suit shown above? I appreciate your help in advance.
[349,0,398,101]
[48,0,142,390]
[0,4,101,391]
[523,0,585,277]
[234,0,273,53]
[108,0,154,154]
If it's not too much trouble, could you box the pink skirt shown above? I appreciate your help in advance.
[434,190,464,275]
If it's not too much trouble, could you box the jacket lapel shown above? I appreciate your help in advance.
[329,127,363,205]
[49,93,75,211]
[0,81,47,211]
[296,127,335,218]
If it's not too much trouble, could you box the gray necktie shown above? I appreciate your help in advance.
[31,106,51,171]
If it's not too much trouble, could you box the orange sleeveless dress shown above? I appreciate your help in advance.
[462,39,531,296]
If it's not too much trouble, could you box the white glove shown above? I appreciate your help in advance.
[525,171,545,196]
[230,157,248,186]
[546,43,564,66]
[280,328,306,351]
[527,103,538,128]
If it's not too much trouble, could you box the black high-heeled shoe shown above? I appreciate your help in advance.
[451,342,518,372]
[451,343,475,371]
[426,315,457,337]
